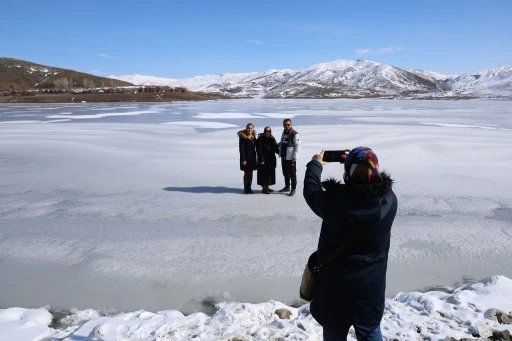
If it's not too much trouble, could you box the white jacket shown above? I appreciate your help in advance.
[279,129,301,160]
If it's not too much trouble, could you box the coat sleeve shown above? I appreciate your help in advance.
[239,138,246,163]
[256,137,264,163]
[303,160,328,219]
[272,137,279,154]
[292,133,301,160]
[277,134,282,156]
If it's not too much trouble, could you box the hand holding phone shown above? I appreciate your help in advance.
[322,150,349,163]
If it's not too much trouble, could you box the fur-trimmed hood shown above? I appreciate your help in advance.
[237,129,256,140]
[322,171,393,201]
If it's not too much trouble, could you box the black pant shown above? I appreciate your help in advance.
[243,170,253,190]
[281,159,297,189]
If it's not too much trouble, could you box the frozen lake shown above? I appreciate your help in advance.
[1,99,511,313]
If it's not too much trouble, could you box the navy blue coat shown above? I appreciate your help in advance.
[303,160,397,337]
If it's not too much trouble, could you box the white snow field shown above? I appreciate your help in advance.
[0,99,511,340]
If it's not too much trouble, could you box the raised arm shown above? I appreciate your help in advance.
[303,158,327,218]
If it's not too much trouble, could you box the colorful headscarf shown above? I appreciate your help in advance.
[343,146,383,183]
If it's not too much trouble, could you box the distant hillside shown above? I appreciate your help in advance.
[441,66,512,97]
[0,58,133,90]
[111,59,512,99]
[4,57,510,100]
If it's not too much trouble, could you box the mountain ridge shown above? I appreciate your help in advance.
[0,57,132,90]
[111,59,512,99]
[0,57,229,103]
[2,57,510,99]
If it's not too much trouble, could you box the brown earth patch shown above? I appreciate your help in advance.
[0,91,230,104]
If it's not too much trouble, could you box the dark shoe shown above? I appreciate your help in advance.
[248,189,253,194]
[289,189,296,196]
[267,187,274,193]
[279,186,290,193]
[262,187,271,194]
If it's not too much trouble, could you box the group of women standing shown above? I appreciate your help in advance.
[238,123,279,194]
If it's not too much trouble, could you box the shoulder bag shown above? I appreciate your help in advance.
[299,226,360,301]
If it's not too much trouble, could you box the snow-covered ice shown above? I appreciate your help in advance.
[0,99,511,340]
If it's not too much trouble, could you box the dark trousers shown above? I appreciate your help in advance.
[281,159,297,189]
[243,170,253,190]
[323,325,382,341]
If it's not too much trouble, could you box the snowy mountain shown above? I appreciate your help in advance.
[441,66,512,97]
[262,60,442,98]
[111,74,180,86]
[407,69,454,82]
[110,59,512,99]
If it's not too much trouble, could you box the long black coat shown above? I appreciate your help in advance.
[238,130,258,171]
[256,133,279,186]
[303,160,397,338]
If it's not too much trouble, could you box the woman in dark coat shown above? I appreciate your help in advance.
[303,147,397,341]
[256,126,279,194]
[238,123,258,194]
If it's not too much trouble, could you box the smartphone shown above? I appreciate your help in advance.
[322,150,348,163]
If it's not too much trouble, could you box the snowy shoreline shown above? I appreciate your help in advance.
[2,276,512,340]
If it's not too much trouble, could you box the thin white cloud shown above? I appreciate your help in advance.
[355,48,372,55]
[98,53,113,59]
[377,47,403,54]
[356,47,403,55]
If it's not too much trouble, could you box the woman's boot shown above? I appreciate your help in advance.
[244,171,253,194]
[247,171,253,193]
[243,175,250,193]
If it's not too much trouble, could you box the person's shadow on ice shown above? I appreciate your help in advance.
[163,186,241,194]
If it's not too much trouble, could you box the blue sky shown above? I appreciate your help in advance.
[2,0,511,78]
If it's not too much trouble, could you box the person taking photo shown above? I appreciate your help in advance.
[303,147,397,341]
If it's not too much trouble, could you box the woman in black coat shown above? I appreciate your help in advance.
[256,126,279,194]
[303,147,397,341]
[238,123,258,194]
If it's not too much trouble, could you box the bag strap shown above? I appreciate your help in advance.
[313,225,361,273]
